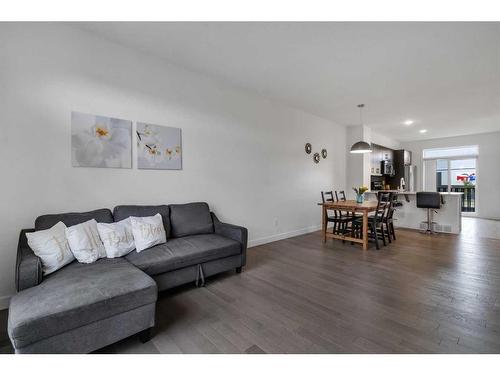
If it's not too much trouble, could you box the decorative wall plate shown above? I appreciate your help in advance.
[321,148,327,159]
[305,143,312,154]
[313,152,320,164]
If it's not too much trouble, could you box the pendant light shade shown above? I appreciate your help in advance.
[350,141,372,153]
[349,104,372,154]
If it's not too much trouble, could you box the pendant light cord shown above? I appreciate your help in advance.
[358,104,365,126]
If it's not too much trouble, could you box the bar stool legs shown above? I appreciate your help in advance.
[421,208,438,235]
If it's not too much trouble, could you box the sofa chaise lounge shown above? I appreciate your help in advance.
[7,202,247,354]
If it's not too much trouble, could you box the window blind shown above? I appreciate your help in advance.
[422,145,478,160]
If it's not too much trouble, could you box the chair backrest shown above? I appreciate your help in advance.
[387,193,398,220]
[321,191,335,203]
[336,190,347,202]
[322,191,340,217]
[374,191,392,222]
[416,192,441,209]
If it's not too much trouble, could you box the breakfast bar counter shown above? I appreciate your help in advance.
[365,191,463,234]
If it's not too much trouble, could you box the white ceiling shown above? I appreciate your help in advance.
[75,22,500,142]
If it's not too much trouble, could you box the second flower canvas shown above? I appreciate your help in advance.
[136,122,182,170]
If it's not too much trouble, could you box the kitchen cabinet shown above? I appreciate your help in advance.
[370,148,382,175]
[370,144,393,175]
[382,149,393,161]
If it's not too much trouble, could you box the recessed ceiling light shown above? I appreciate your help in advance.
[419,129,428,134]
[403,120,414,126]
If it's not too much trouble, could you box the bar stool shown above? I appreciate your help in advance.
[416,192,441,234]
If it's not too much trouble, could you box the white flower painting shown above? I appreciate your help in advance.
[71,112,132,168]
[136,122,182,170]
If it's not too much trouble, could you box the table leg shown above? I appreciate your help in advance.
[362,211,368,250]
[322,206,327,243]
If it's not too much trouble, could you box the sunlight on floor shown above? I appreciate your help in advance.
[461,217,500,240]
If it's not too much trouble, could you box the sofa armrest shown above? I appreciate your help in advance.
[16,229,43,292]
[211,213,248,267]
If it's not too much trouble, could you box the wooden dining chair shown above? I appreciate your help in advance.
[376,192,394,245]
[321,191,337,233]
[335,190,347,201]
[334,191,359,237]
[336,190,363,219]
[352,191,391,250]
[384,193,398,241]
[376,192,393,246]
[321,191,355,237]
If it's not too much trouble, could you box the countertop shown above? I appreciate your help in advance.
[366,190,463,196]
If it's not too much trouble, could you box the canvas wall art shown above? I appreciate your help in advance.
[71,111,132,168]
[136,122,182,170]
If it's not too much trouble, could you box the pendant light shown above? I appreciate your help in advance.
[350,104,372,154]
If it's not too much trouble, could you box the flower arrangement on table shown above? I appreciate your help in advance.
[353,186,369,203]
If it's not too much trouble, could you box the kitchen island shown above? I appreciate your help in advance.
[365,191,463,234]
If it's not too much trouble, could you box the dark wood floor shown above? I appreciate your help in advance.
[2,219,500,353]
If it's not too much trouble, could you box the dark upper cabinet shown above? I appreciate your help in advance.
[382,149,393,161]
[370,144,394,175]
[393,150,412,167]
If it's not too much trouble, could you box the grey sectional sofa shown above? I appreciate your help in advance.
[8,202,247,354]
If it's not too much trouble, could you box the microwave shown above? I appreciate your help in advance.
[381,161,394,176]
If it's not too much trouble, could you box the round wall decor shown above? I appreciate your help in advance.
[305,143,312,154]
[321,148,327,159]
[313,152,320,164]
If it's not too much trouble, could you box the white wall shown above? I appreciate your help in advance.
[371,130,402,150]
[0,24,347,308]
[401,131,500,220]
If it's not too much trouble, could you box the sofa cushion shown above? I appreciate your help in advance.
[26,221,75,275]
[125,234,240,275]
[169,202,213,238]
[8,258,157,350]
[113,205,171,238]
[35,209,113,231]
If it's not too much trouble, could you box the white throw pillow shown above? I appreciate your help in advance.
[97,218,135,258]
[26,221,75,275]
[130,213,166,252]
[65,219,106,264]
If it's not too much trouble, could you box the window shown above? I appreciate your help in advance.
[422,146,478,214]
[436,159,449,192]
[422,145,478,160]
[450,159,476,188]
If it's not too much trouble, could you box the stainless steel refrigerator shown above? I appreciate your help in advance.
[404,165,416,192]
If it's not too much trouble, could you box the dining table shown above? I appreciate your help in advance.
[318,200,380,250]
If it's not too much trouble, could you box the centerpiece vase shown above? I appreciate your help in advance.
[356,193,364,204]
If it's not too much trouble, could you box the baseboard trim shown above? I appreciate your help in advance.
[248,225,321,248]
[0,295,10,311]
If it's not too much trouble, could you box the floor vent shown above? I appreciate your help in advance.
[442,224,452,233]
[420,223,452,233]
